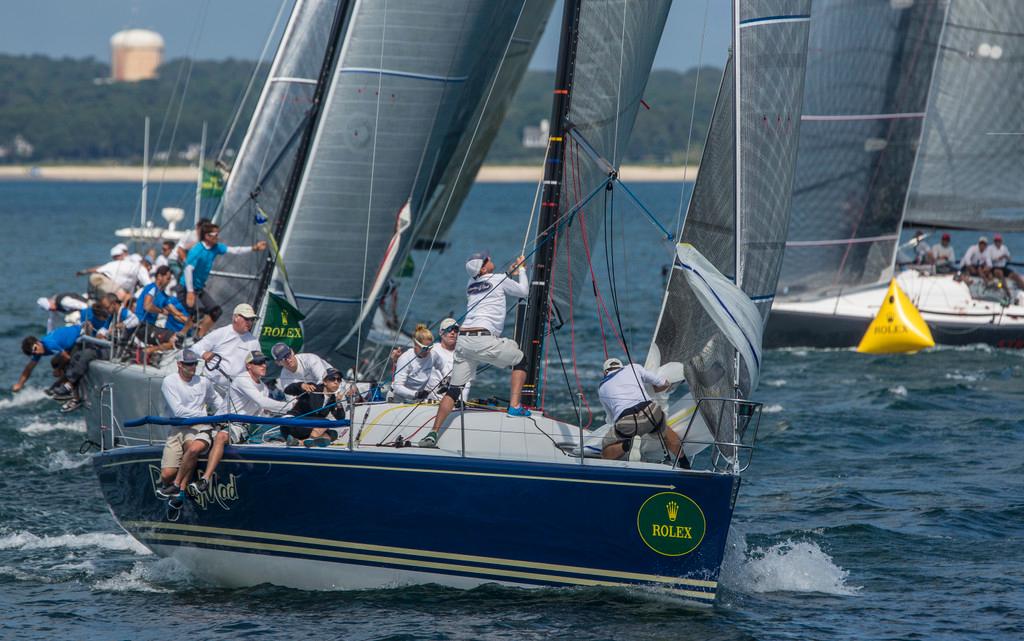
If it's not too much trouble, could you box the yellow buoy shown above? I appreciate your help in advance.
[856,279,935,354]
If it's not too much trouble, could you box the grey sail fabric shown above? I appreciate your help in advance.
[277,0,532,359]
[412,0,555,250]
[650,1,810,447]
[778,0,947,300]
[548,0,672,314]
[904,0,1024,232]
[205,0,341,316]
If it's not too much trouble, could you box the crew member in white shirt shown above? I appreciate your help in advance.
[197,351,293,493]
[959,236,993,285]
[930,233,956,273]
[392,324,446,402]
[77,243,152,301]
[596,358,681,463]
[911,230,931,265]
[419,252,529,448]
[427,318,467,401]
[156,350,220,503]
[271,342,335,391]
[191,303,261,391]
[986,234,1024,290]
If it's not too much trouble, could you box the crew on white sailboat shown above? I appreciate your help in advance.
[958,236,992,285]
[392,324,446,402]
[428,317,467,401]
[271,342,335,392]
[179,222,267,337]
[911,231,931,265]
[77,243,153,302]
[597,358,682,464]
[930,233,956,273]
[986,234,1024,290]
[155,349,220,505]
[190,303,261,391]
[418,253,529,448]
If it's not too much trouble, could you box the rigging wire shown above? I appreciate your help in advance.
[674,0,710,239]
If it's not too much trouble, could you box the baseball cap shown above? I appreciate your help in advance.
[271,342,293,361]
[439,318,459,333]
[178,349,200,365]
[465,251,489,278]
[603,357,624,372]
[233,303,258,319]
[979,236,989,244]
[994,234,1003,241]
[324,367,343,381]
[110,243,129,257]
[36,297,51,312]
[246,350,268,365]
[941,233,951,241]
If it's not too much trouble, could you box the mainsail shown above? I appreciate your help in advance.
[903,0,1024,232]
[205,0,341,318]
[778,0,947,300]
[649,2,810,448]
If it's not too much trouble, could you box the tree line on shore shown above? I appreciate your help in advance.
[0,53,719,166]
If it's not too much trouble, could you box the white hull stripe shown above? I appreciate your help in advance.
[340,67,469,83]
[739,15,810,28]
[131,529,716,600]
[102,457,679,490]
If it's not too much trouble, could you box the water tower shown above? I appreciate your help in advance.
[110,29,164,82]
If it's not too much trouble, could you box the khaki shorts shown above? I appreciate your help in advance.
[602,403,665,451]
[450,334,523,387]
[160,426,214,469]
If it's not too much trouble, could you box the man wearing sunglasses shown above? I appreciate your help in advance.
[419,252,529,448]
[392,324,445,402]
[271,342,335,393]
[191,303,261,392]
[179,222,267,338]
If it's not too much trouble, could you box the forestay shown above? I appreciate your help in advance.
[205,0,341,318]
[778,0,947,300]
[903,0,1024,232]
[649,1,810,451]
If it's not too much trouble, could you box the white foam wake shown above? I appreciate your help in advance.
[888,385,908,398]
[94,558,195,593]
[0,530,150,555]
[19,419,86,436]
[40,450,91,472]
[721,530,860,596]
[0,388,49,411]
[762,403,784,414]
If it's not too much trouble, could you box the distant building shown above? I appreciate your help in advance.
[522,119,550,149]
[110,29,164,82]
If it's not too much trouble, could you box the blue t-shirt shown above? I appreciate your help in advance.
[79,307,111,333]
[135,283,169,325]
[164,297,189,332]
[183,242,228,291]
[34,325,81,361]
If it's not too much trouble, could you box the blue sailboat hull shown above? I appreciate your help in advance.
[94,446,738,604]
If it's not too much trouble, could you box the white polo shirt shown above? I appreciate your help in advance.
[597,364,667,423]
[278,352,334,390]
[462,269,529,337]
[192,325,260,384]
[162,372,219,418]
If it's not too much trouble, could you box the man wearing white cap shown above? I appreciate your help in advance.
[986,234,1024,291]
[959,236,992,285]
[597,357,681,463]
[418,252,529,448]
[190,303,261,391]
[77,243,152,301]
[427,318,466,401]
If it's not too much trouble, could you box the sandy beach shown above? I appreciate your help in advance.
[0,164,698,183]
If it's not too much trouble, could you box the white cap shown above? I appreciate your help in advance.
[439,318,459,332]
[978,236,989,244]
[36,297,51,312]
[233,303,258,319]
[603,357,623,372]
[465,252,488,278]
[110,243,129,257]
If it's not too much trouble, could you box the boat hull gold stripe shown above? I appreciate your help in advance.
[138,531,716,601]
[102,458,676,490]
[123,520,717,590]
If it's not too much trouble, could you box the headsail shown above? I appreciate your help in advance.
[649,1,810,451]
[903,0,1024,232]
[778,0,947,300]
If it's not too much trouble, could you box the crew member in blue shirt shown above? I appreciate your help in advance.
[179,222,266,338]
[137,266,189,351]
[14,325,82,393]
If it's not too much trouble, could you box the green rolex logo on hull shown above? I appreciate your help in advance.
[637,492,706,556]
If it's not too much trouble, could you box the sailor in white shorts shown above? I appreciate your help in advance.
[418,252,529,447]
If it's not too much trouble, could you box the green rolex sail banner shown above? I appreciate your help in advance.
[200,168,225,198]
[260,293,305,354]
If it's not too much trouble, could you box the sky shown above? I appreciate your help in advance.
[0,0,730,70]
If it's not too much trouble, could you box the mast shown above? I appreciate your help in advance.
[141,116,149,229]
[517,0,583,408]
[252,0,353,313]
[194,121,207,228]
[731,0,742,399]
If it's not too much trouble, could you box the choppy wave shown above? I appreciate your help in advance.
[0,388,49,411]
[93,558,195,593]
[19,419,86,435]
[721,530,860,596]
[39,450,91,471]
[762,404,784,414]
[764,379,787,387]
[0,530,149,555]
[888,385,908,398]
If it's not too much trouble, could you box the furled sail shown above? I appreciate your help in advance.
[903,0,1024,232]
[205,0,341,317]
[274,1,541,359]
[778,0,947,300]
[649,2,811,451]
[548,0,673,314]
